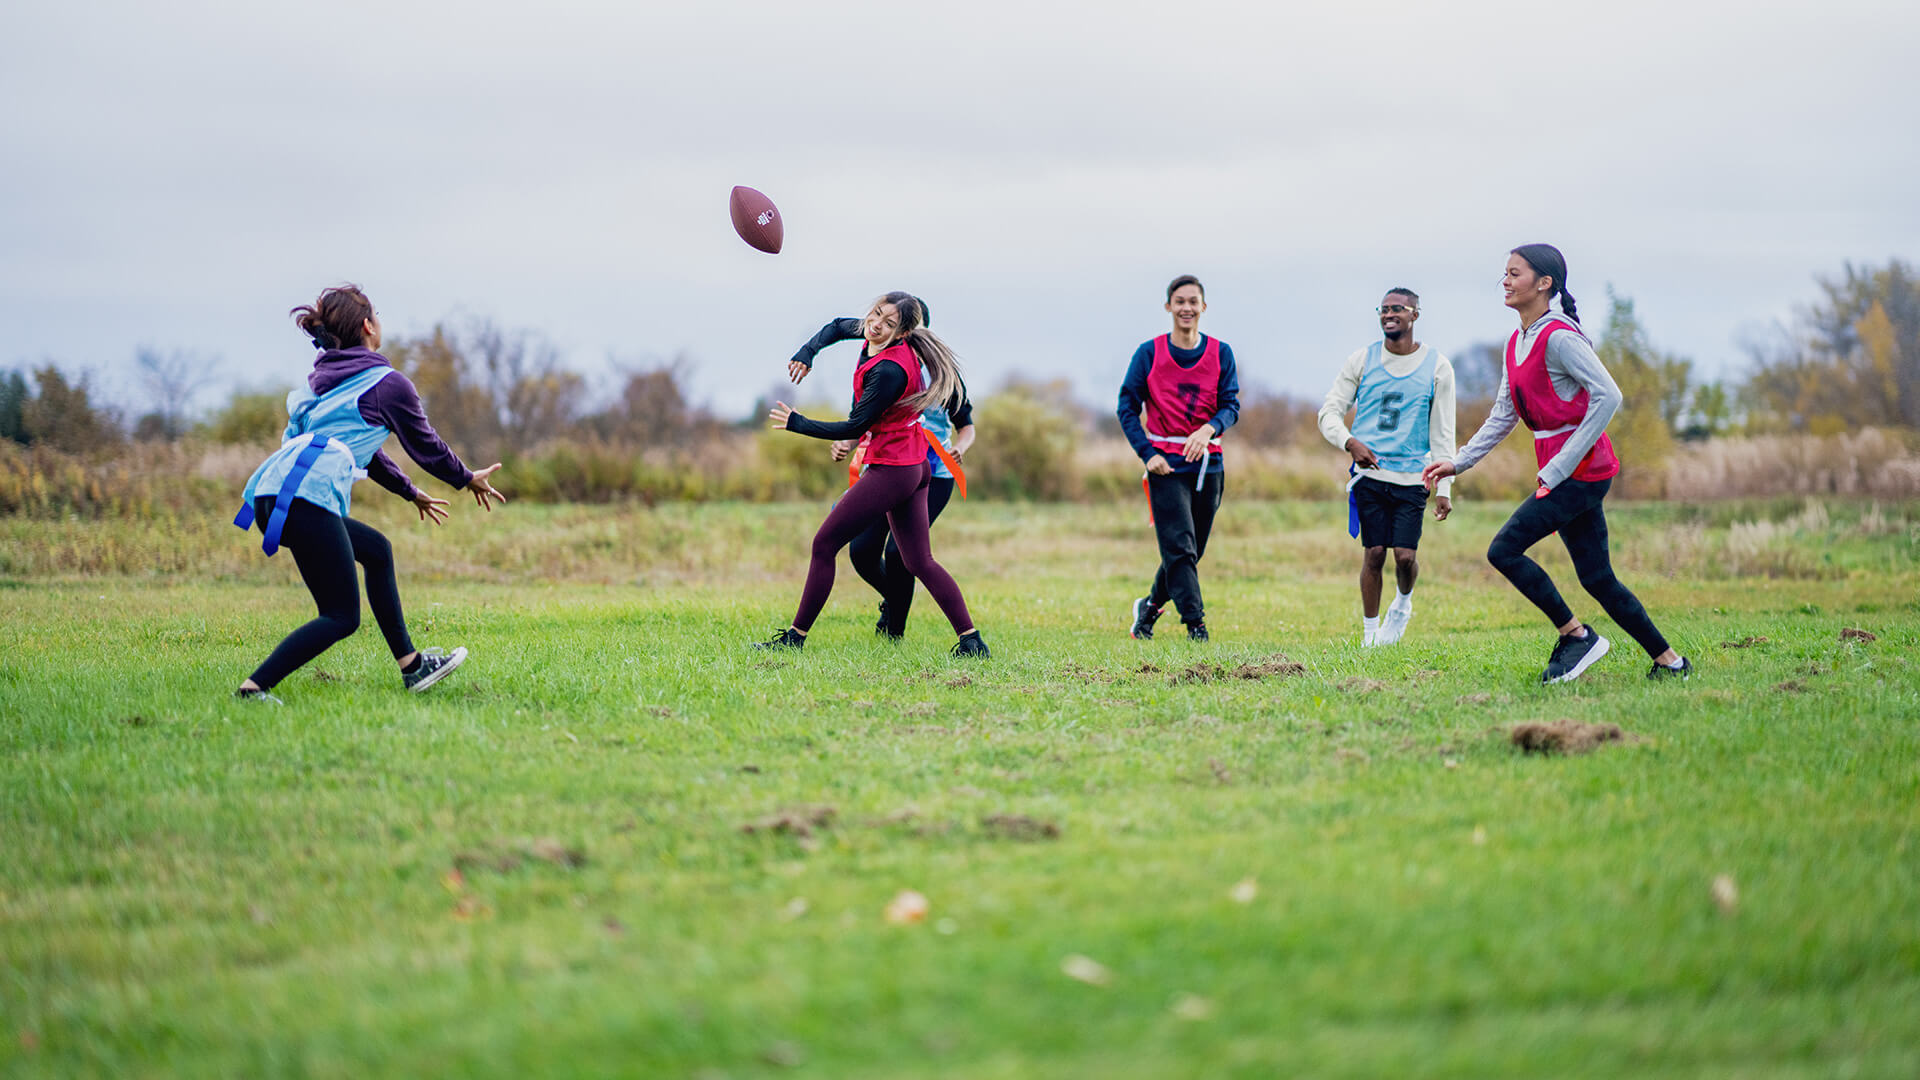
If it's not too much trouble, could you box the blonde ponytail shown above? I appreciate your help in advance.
[903,327,962,414]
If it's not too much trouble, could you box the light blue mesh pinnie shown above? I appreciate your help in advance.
[233,366,396,554]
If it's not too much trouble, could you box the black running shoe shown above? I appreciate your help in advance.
[875,601,902,639]
[1130,597,1163,640]
[1541,628,1610,683]
[1647,657,1692,681]
[753,628,806,650]
[235,688,284,705]
[952,631,990,658]
[404,646,468,693]
[1187,622,1209,642]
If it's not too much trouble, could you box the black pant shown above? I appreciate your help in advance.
[249,496,414,689]
[848,475,955,636]
[1146,469,1224,625]
[1485,476,1670,659]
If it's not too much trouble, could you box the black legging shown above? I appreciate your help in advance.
[848,474,955,636]
[1486,476,1670,659]
[248,496,414,689]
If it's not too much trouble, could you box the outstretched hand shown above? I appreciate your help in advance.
[788,361,811,386]
[468,463,507,511]
[412,489,450,525]
[768,401,793,430]
[1421,460,1456,491]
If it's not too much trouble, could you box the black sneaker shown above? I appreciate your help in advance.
[235,688,284,705]
[1130,597,1163,640]
[1541,628,1610,684]
[1187,622,1209,642]
[1647,657,1692,680]
[404,646,468,693]
[753,627,806,650]
[875,601,901,639]
[952,631,990,658]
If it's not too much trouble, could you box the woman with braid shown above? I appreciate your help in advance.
[1423,245,1690,683]
[756,292,989,657]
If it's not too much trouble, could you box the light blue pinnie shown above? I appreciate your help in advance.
[234,365,396,555]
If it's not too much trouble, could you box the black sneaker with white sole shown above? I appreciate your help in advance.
[951,631,990,658]
[235,688,284,705]
[1647,657,1692,680]
[1541,628,1609,683]
[1187,622,1209,642]
[1130,597,1163,640]
[404,646,468,693]
[753,627,806,650]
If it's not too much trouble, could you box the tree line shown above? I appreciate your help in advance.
[4,259,1915,465]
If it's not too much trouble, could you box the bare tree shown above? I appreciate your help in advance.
[134,347,218,440]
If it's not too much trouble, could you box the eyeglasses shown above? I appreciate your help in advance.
[1375,304,1415,315]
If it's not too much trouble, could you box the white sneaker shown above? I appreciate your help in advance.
[1377,605,1412,646]
[1362,626,1379,648]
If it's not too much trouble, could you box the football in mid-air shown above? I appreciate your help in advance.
[729,185,783,254]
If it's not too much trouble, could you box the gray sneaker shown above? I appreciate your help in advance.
[404,646,468,693]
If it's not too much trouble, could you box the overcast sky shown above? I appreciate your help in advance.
[3,0,1916,422]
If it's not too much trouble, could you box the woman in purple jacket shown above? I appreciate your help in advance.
[233,285,505,702]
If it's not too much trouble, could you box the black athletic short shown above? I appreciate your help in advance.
[1353,476,1428,549]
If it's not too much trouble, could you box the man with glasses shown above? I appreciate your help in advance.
[1318,287,1455,646]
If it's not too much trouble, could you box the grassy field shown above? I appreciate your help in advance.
[4,497,1919,1078]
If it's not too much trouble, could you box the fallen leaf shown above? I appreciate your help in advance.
[1169,993,1215,1021]
[441,868,467,894]
[1840,627,1877,643]
[884,889,930,925]
[1711,873,1739,915]
[1229,878,1257,904]
[1061,954,1113,987]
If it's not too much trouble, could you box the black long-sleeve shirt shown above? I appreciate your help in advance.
[785,360,910,441]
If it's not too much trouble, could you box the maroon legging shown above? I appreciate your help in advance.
[792,461,973,635]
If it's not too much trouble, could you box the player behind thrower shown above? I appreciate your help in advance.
[1116,274,1241,642]
[1318,287,1455,646]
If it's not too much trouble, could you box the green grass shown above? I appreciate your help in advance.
[3,498,1919,1078]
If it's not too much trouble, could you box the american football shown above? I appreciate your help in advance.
[729,185,783,254]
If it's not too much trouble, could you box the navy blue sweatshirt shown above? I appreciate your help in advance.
[1115,335,1240,475]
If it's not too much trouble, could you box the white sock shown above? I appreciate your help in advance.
[1391,589,1412,613]
[1662,656,1686,669]
[1363,616,1380,634]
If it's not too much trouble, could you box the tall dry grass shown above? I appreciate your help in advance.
[6,427,1920,521]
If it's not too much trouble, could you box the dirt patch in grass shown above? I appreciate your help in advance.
[944,673,973,688]
[741,805,837,838]
[1057,661,1116,683]
[1338,677,1390,693]
[310,670,338,683]
[454,837,587,874]
[1456,692,1496,705]
[1232,654,1307,679]
[1136,662,1163,674]
[1840,627,1877,643]
[1774,679,1808,694]
[1509,720,1629,755]
[1173,654,1304,683]
[1720,636,1769,648]
[120,714,155,727]
[981,813,1061,841]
